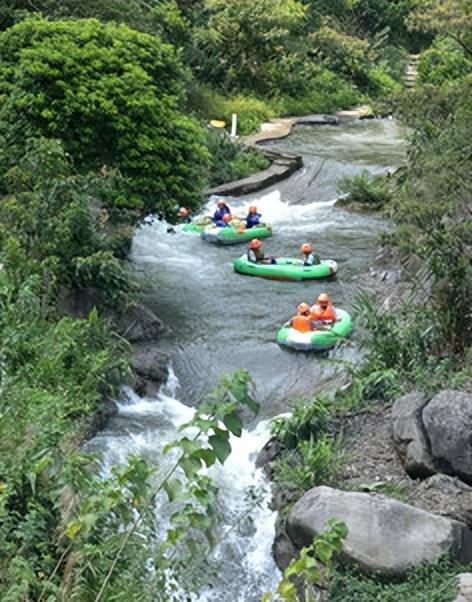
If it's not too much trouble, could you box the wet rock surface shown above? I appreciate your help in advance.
[115,303,164,343]
[131,346,170,396]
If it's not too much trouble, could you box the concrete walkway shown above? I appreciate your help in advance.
[206,107,372,197]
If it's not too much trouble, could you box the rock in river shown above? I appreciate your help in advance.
[286,486,472,576]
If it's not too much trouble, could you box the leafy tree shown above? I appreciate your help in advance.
[0,17,209,214]
[191,0,310,96]
[417,37,472,87]
[0,138,136,311]
[408,0,472,57]
[0,0,188,44]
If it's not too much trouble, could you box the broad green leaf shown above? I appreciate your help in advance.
[223,411,242,437]
[208,434,231,464]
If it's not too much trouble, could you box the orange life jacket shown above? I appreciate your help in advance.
[290,315,313,333]
[310,304,336,322]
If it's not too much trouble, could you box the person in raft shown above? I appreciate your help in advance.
[300,243,321,266]
[290,303,315,333]
[177,207,192,224]
[310,293,336,324]
[213,198,231,223]
[214,213,233,228]
[247,239,276,264]
[245,205,262,229]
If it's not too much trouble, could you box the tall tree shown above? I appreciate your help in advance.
[0,17,209,213]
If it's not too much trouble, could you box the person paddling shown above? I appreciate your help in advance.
[247,239,276,264]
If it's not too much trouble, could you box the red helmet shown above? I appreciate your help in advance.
[217,199,227,207]
[249,238,261,249]
[248,206,257,214]
[178,207,189,217]
[297,303,310,315]
[222,213,232,223]
[300,243,313,254]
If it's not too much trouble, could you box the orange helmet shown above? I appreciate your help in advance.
[248,205,257,214]
[178,207,189,217]
[317,293,330,307]
[297,302,310,315]
[300,243,313,254]
[249,238,261,250]
[217,199,227,207]
[222,213,232,223]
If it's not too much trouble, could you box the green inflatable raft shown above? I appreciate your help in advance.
[233,256,337,280]
[201,224,272,245]
[180,216,214,233]
[277,308,353,351]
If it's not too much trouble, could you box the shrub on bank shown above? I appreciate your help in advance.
[337,171,393,209]
[329,556,464,602]
[277,69,362,116]
[205,130,269,187]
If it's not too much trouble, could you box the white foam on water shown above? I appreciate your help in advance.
[90,372,281,601]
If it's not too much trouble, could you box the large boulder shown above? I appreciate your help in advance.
[391,392,435,478]
[422,390,472,484]
[286,486,472,576]
[131,346,169,396]
[115,303,164,343]
[455,573,472,602]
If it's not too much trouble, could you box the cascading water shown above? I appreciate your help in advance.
[87,118,406,600]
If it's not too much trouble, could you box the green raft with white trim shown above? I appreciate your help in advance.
[201,224,272,245]
[277,309,353,351]
[233,256,337,281]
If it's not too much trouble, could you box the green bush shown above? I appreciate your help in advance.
[205,130,269,187]
[188,84,276,135]
[0,17,210,214]
[277,69,362,115]
[417,37,471,88]
[0,138,137,311]
[366,66,403,96]
[329,556,464,602]
[337,171,393,208]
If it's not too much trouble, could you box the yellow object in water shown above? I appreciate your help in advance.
[210,119,226,128]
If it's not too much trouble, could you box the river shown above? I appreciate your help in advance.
[86,118,406,601]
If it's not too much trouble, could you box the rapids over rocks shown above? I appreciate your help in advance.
[87,119,406,601]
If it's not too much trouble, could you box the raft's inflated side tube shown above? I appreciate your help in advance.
[181,222,204,233]
[277,309,353,351]
[233,256,337,281]
[201,224,273,245]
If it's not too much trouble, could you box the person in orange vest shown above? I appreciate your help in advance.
[290,303,315,333]
[247,239,276,264]
[310,293,336,324]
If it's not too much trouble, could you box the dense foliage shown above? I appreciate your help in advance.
[329,556,465,602]
[0,17,209,214]
[1,0,471,600]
